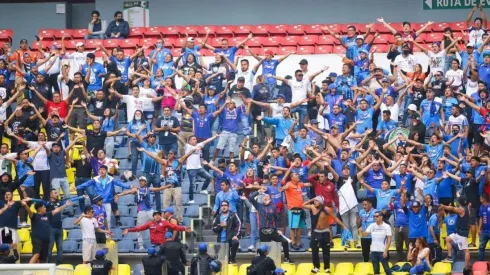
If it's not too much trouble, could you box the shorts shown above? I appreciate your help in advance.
[279,210,288,228]
[469,208,478,225]
[82,241,97,262]
[288,209,305,229]
[216,131,238,150]
[111,201,118,211]
[449,233,468,250]
[32,237,49,262]
[471,124,484,144]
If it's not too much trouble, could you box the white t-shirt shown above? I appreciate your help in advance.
[445,69,464,88]
[469,27,486,45]
[65,51,92,74]
[185,142,204,169]
[80,217,98,242]
[465,79,479,96]
[269,102,291,118]
[0,102,8,122]
[27,142,54,171]
[394,54,416,72]
[139,87,157,112]
[365,222,392,252]
[0,153,17,175]
[287,79,311,104]
[380,102,400,121]
[448,114,469,131]
[121,95,152,122]
[428,50,446,74]
[234,69,255,91]
[43,53,62,75]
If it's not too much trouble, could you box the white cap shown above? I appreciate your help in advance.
[187,37,194,42]
[407,104,417,111]
[356,35,364,40]
[466,42,474,48]
[75,42,84,47]
[139,176,147,182]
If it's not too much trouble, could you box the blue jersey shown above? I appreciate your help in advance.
[374,188,398,210]
[394,202,409,227]
[335,75,357,99]
[82,62,106,91]
[136,187,153,211]
[110,56,131,83]
[341,36,357,49]
[141,141,162,174]
[215,46,238,62]
[359,208,378,238]
[393,173,414,193]
[364,168,385,197]
[127,120,151,142]
[427,213,440,244]
[444,214,457,235]
[479,203,490,233]
[192,112,213,139]
[422,176,438,198]
[293,136,314,160]
[324,112,346,133]
[407,206,428,238]
[222,107,242,133]
[203,94,219,113]
[355,94,374,107]
[436,170,454,199]
[149,48,172,74]
[269,156,286,180]
[213,170,227,193]
[355,107,374,134]
[262,59,280,86]
[424,143,444,165]
[420,99,442,126]
[291,165,309,190]
[441,97,459,120]
[16,158,34,187]
[375,87,396,103]
[443,134,469,157]
[376,119,397,135]
[347,44,371,62]
[92,204,107,230]
[267,185,284,205]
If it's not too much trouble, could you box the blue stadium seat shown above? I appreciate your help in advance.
[239,238,253,252]
[193,194,208,205]
[182,217,191,226]
[67,229,82,241]
[112,228,123,241]
[120,217,135,228]
[452,262,466,273]
[62,217,76,229]
[123,231,138,241]
[129,206,138,217]
[133,264,144,275]
[118,240,134,253]
[183,205,200,218]
[62,240,79,253]
[119,205,131,217]
[117,195,135,206]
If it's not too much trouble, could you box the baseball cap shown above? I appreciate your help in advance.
[152,210,162,216]
[276,94,285,99]
[95,249,106,257]
[466,42,474,48]
[164,232,173,239]
[75,42,84,47]
[187,37,194,42]
[199,243,208,252]
[162,207,175,214]
[258,244,270,253]
[381,78,389,83]
[208,85,216,90]
[0,244,9,252]
[328,83,337,90]
[237,77,245,82]
[310,119,319,124]
[465,168,475,175]
[360,49,369,55]
[139,176,147,182]
[356,35,364,40]
[407,104,417,111]
[484,53,490,58]
[328,72,337,77]
[265,49,274,56]
[299,59,308,65]
[147,247,156,255]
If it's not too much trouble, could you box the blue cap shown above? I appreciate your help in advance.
[275,267,286,273]
[147,247,156,255]
[0,244,9,252]
[328,83,337,90]
[95,249,106,257]
[199,243,208,252]
[276,94,285,99]
[360,49,369,55]
[258,244,270,253]
[164,232,173,239]
[162,207,174,214]
[328,72,337,77]
[208,85,216,90]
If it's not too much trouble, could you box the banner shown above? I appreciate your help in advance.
[123,1,150,27]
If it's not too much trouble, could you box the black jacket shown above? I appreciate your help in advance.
[141,255,165,275]
[212,211,241,242]
[251,255,276,275]
[190,253,214,275]
[0,249,19,263]
[90,259,113,275]
[0,174,27,200]
[158,240,186,272]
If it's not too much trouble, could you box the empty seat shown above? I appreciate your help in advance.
[128,27,146,38]
[287,24,305,35]
[54,29,74,39]
[234,25,254,36]
[18,228,30,242]
[119,38,139,49]
[315,45,333,54]
[84,39,102,50]
[432,262,451,274]
[139,37,158,48]
[0,29,13,42]
[279,36,300,46]
[277,46,297,56]
[299,35,318,46]
[452,262,466,273]
[252,25,271,36]
[117,194,136,206]
[448,22,466,32]
[118,264,131,275]
[72,29,88,39]
[472,262,490,272]
[38,29,57,40]
[119,205,131,217]
[296,46,315,55]
[261,36,279,47]
[247,37,262,48]
[120,217,135,228]
[238,264,250,275]
[354,262,374,275]
[181,25,199,36]
[74,264,91,275]
[215,25,235,37]
[111,228,123,241]
[297,263,334,274]
[103,39,122,49]
[57,264,74,271]
[21,241,33,254]
[317,35,336,45]
[62,217,76,229]
[62,240,79,253]
[67,228,82,241]
[198,26,216,36]
[145,26,165,37]
[323,24,344,34]
[281,263,296,275]
[183,205,200,218]
[425,32,444,43]
[335,262,354,275]
[305,24,324,35]
[122,231,138,241]
[269,24,288,36]
[118,239,134,253]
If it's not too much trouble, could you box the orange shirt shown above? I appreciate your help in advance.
[284,181,304,209]
[9,49,37,77]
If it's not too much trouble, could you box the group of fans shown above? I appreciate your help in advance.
[0,5,490,275]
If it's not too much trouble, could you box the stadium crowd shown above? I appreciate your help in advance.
[0,4,490,275]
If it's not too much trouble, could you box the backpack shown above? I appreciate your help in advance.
[246,257,269,275]
[191,255,213,275]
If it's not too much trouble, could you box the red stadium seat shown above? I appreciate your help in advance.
[332,45,346,54]
[415,33,426,42]
[200,48,214,56]
[162,38,174,48]
[412,46,422,52]
[38,29,57,40]
[207,37,222,48]
[54,29,74,39]
[123,49,135,56]
[350,23,368,34]
[144,48,153,57]
[119,38,139,49]
[65,39,85,50]
[229,36,247,46]
[30,41,41,51]
[51,40,63,49]
[94,50,105,58]
[296,46,314,54]
[278,36,300,46]
[388,22,404,32]
[247,37,262,48]
[252,25,270,36]
[425,32,444,43]
[449,22,467,32]
[372,23,390,34]
[305,24,323,35]
[259,47,279,56]
[84,39,103,50]
[0,29,12,42]
[323,24,343,34]
[171,47,182,56]
[269,24,288,36]
[199,26,217,36]
[261,36,279,47]
[317,35,336,45]
[103,39,122,49]
[432,22,449,32]
[72,29,88,39]
[315,45,333,54]
[129,27,146,38]
[472,262,489,272]
[215,25,236,37]
[372,44,389,52]
[376,34,394,44]
[299,35,318,46]
[139,38,158,48]
[145,26,165,37]
[162,26,182,37]
[277,46,296,55]
[181,25,199,36]
[234,25,253,36]
[287,24,305,36]
[173,37,187,47]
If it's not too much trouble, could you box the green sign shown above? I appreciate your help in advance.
[424,0,490,10]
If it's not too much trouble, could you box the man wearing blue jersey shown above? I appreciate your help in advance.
[401,196,428,246]
[202,31,252,63]
[357,199,378,261]
[347,88,383,134]
[322,24,372,57]
[99,44,146,85]
[81,53,106,95]
[478,193,490,260]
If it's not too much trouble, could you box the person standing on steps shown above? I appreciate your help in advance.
[441,196,471,266]
[211,200,241,264]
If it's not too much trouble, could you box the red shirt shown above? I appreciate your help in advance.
[308,175,339,208]
[128,219,186,245]
[242,177,263,198]
[46,101,69,119]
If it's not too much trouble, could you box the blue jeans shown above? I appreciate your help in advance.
[187,168,212,200]
[291,105,307,129]
[130,140,142,176]
[75,177,93,212]
[371,251,391,275]
[161,143,178,157]
[409,259,431,275]
[249,212,258,247]
[479,231,490,261]
[85,34,106,39]
[143,172,161,211]
[240,113,251,136]
[48,228,63,264]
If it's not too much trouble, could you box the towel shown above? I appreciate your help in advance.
[341,229,353,246]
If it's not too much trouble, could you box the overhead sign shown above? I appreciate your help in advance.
[424,0,490,10]
[123,1,150,27]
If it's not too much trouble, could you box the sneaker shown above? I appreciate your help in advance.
[355,243,361,249]
[200,190,209,195]
[188,200,195,204]
[247,245,254,252]
[284,258,294,263]
[468,243,476,247]
[344,243,351,249]
[441,257,452,263]
[127,153,132,161]
[228,259,236,264]
[325,268,331,273]
[138,246,145,252]
[19,222,29,228]
[311,268,320,274]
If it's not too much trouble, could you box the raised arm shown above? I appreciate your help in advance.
[244,45,262,62]
[278,52,294,64]
[466,5,478,29]
[376,18,398,34]
[416,21,434,37]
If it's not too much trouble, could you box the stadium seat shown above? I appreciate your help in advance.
[171,47,182,56]
[119,205,131,217]
[196,26,214,36]
[305,24,324,35]
[18,228,30,242]
[252,25,271,36]
[71,29,88,39]
[379,262,393,274]
[181,25,199,36]
[145,26,165,38]
[315,45,333,54]
[234,25,254,36]
[0,29,13,42]
[120,217,135,228]
[139,37,158,48]
[160,26,183,37]
[452,262,466,273]
[281,263,296,275]
[288,24,305,36]
[129,27,146,38]
[317,35,337,46]
[173,37,186,47]
[67,228,82,241]
[21,241,33,254]
[84,39,102,50]
[123,231,138,241]
[296,46,315,55]
[269,24,288,36]
[299,35,318,46]
[354,262,374,275]
[38,29,57,40]
[57,264,74,271]
[118,239,135,253]
[62,240,79,253]
[335,262,354,275]
[332,45,346,54]
[472,262,490,272]
[279,36,300,46]
[118,264,131,275]
[54,29,73,39]
[247,37,262,48]
[133,264,144,275]
[103,39,122,49]
[183,205,200,218]
[425,32,444,43]
[228,264,239,275]
[117,193,136,206]
[372,44,389,53]
[448,22,466,32]
[261,36,279,47]
[238,264,250,275]
[377,34,394,44]
[62,217,76,229]
[119,38,139,49]
[432,262,451,274]
[432,22,449,32]
[215,25,235,37]
[74,264,91,275]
